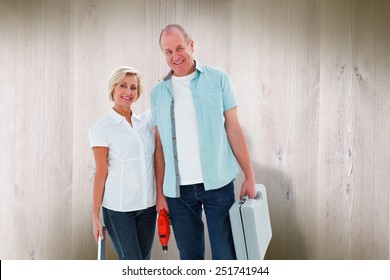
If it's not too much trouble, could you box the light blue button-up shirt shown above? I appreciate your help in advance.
[151,61,239,198]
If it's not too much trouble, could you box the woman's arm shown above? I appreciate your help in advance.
[91,147,108,242]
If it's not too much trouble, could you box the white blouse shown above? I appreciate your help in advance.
[88,108,155,212]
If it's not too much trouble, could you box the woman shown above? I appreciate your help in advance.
[88,66,156,260]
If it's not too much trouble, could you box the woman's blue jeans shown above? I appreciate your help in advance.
[102,206,156,260]
[166,181,236,260]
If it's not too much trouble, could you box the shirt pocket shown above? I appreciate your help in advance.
[201,87,224,111]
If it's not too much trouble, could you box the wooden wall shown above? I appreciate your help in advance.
[0,0,389,260]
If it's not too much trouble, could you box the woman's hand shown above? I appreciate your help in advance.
[93,217,105,242]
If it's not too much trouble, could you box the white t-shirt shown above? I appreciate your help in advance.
[172,72,203,185]
[88,108,155,212]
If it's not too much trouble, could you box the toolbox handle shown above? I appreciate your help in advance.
[240,189,263,205]
[239,194,249,205]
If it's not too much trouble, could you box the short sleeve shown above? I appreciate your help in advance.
[141,110,153,129]
[88,124,108,148]
[221,71,238,111]
[150,90,157,127]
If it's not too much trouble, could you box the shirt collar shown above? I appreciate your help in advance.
[109,108,142,125]
[163,60,204,81]
[109,108,124,124]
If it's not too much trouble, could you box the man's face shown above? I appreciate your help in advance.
[160,28,195,77]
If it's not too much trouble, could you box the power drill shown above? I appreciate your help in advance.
[158,209,170,253]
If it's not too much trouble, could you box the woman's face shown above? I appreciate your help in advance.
[112,74,138,108]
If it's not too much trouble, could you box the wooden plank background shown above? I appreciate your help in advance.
[0,0,389,260]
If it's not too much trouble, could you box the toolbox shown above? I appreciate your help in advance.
[229,184,272,260]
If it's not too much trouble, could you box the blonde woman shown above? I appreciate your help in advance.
[88,66,156,260]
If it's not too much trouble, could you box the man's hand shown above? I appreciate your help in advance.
[240,178,257,199]
[156,193,169,213]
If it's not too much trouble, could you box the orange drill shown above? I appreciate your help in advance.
[158,209,170,253]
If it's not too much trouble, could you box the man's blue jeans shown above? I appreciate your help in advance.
[166,181,236,260]
[102,206,156,260]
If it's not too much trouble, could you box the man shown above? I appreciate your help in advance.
[151,24,256,260]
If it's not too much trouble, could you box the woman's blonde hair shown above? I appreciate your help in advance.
[107,66,144,101]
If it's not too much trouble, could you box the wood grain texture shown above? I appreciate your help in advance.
[231,0,321,260]
[0,0,389,259]
[318,0,390,259]
[0,0,73,259]
[0,0,18,260]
